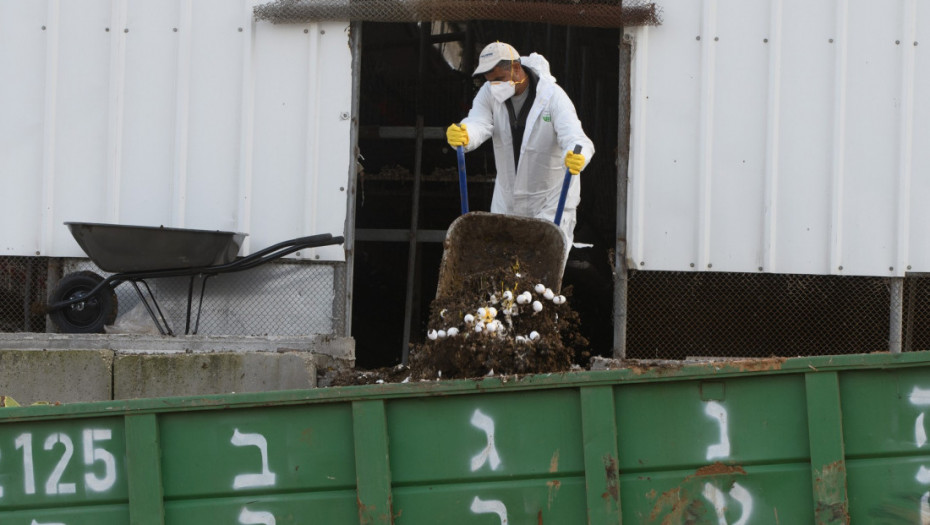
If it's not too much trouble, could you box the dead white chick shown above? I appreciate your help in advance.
[515,293,528,305]
[535,283,546,293]
[488,307,498,319]
[464,313,475,325]
[532,300,543,313]
[543,288,554,300]
[476,307,487,319]
[447,327,459,337]
[474,322,485,333]
[553,295,566,305]
[485,319,504,334]
[515,335,527,344]
[502,290,514,302]
[428,329,439,340]
[529,330,540,341]
[489,293,499,304]
[438,330,447,339]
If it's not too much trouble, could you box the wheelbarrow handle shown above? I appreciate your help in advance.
[554,144,583,226]
[457,144,469,215]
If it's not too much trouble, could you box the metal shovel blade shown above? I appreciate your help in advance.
[436,211,566,298]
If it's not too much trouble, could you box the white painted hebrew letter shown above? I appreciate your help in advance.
[911,387,930,406]
[917,413,927,448]
[918,466,930,484]
[232,429,277,489]
[470,496,508,525]
[470,409,501,472]
[729,482,753,525]
[239,508,276,525]
[918,466,930,524]
[702,483,728,525]
[705,401,730,460]
[702,482,753,525]
[921,492,930,525]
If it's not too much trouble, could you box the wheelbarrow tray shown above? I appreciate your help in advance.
[65,222,247,273]
[436,211,566,298]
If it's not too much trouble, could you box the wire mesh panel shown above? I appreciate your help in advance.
[0,255,347,337]
[0,257,48,333]
[60,259,345,337]
[905,276,930,352]
[626,271,894,360]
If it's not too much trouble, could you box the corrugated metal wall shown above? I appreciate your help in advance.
[627,0,930,277]
[0,0,352,262]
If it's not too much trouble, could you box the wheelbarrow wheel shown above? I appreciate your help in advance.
[48,271,118,333]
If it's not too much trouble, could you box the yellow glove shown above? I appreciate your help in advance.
[565,151,585,175]
[446,123,469,147]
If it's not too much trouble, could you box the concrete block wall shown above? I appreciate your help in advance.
[0,334,355,405]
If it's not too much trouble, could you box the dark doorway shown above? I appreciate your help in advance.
[351,21,620,368]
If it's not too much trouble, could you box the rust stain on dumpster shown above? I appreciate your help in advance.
[649,487,704,525]
[547,480,561,509]
[549,449,560,473]
[602,455,619,502]
[732,357,786,372]
[814,461,849,524]
[692,462,747,478]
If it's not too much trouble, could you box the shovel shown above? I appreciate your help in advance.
[435,144,582,297]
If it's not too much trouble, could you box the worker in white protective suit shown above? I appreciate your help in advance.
[446,42,595,258]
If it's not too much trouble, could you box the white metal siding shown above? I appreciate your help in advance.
[627,0,929,277]
[0,0,351,261]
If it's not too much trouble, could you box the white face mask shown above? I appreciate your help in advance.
[489,82,516,103]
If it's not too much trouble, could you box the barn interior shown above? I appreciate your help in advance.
[351,21,623,368]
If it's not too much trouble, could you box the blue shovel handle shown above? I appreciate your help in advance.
[457,145,469,215]
[554,144,583,226]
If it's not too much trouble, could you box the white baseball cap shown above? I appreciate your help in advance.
[472,42,520,76]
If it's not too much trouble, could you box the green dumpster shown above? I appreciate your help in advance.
[1,351,930,524]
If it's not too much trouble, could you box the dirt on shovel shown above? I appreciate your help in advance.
[329,257,590,386]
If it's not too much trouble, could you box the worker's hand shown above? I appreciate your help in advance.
[446,123,469,147]
[565,151,585,175]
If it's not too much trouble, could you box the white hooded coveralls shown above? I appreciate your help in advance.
[460,53,595,250]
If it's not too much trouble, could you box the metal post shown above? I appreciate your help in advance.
[23,258,33,332]
[905,276,916,352]
[889,277,904,353]
[401,24,430,364]
[343,21,363,338]
[613,32,633,359]
[46,258,61,333]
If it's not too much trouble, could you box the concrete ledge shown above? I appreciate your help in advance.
[0,333,354,366]
[114,352,317,399]
[0,350,113,405]
[0,333,355,403]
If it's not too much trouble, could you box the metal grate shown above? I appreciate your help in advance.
[626,271,904,359]
[7,255,930,358]
[0,256,344,337]
[0,257,48,333]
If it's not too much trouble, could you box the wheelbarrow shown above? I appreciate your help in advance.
[435,145,581,297]
[47,222,344,335]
